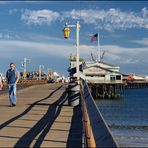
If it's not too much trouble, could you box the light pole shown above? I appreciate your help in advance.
[47,69,53,79]
[39,65,44,80]
[22,57,31,80]
[63,21,80,81]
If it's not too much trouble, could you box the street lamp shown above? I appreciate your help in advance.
[21,57,31,80]
[63,24,70,39]
[39,65,44,80]
[63,21,80,81]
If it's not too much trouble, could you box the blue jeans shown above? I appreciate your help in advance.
[8,83,17,105]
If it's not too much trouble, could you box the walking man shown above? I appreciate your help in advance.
[6,63,19,107]
[0,73,3,90]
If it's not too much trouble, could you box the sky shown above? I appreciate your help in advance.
[0,1,148,76]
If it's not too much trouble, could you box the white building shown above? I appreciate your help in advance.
[69,61,123,84]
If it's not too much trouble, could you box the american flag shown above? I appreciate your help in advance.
[90,33,98,42]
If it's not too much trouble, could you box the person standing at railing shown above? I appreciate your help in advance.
[0,73,3,90]
[6,63,19,107]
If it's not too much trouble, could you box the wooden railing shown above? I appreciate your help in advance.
[1,80,47,90]
[18,80,47,85]
[80,79,118,147]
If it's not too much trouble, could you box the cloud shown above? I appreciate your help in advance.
[0,37,148,75]
[0,40,76,59]
[0,33,11,39]
[0,32,20,40]
[21,9,60,25]
[132,38,148,46]
[9,8,18,15]
[4,30,147,63]
[20,7,148,30]
[80,40,148,67]
[100,44,148,65]
[62,8,148,31]
[0,2,9,4]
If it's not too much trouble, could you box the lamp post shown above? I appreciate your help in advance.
[63,21,80,82]
[22,57,31,80]
[39,65,44,80]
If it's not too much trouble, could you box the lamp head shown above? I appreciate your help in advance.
[63,23,70,39]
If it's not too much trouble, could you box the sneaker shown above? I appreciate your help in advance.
[12,104,16,107]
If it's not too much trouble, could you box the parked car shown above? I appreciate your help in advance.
[48,78,55,83]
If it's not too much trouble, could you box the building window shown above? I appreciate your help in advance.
[116,75,121,80]
[110,76,115,81]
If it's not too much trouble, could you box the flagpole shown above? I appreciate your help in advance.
[97,32,100,62]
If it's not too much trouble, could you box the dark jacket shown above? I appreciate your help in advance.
[6,69,19,84]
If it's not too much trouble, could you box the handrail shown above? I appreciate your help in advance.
[80,79,118,147]
[80,84,96,147]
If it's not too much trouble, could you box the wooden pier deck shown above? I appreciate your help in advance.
[0,83,83,147]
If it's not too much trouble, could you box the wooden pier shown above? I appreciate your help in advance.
[125,81,148,89]
[0,80,119,147]
[0,83,83,147]
[88,83,124,99]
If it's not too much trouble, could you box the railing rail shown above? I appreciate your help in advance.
[80,79,118,147]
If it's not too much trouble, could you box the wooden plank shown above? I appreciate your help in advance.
[0,83,84,147]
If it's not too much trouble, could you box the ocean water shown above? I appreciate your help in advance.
[95,88,148,147]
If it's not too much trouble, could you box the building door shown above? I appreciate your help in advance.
[110,75,116,81]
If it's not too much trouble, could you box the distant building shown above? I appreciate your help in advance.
[145,76,148,82]
[126,74,146,82]
[68,61,123,84]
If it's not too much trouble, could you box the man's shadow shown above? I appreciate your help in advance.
[0,85,63,130]
[14,90,67,147]
[1,84,83,147]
